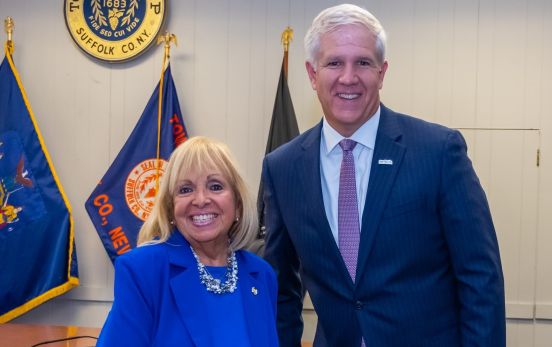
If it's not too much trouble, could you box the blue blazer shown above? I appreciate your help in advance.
[97,231,278,347]
[262,105,505,347]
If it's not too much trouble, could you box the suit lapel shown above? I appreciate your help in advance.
[297,122,328,231]
[239,253,270,346]
[170,246,272,346]
[168,235,213,347]
[297,123,346,263]
[357,106,406,280]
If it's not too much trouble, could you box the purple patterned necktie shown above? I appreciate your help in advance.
[338,139,360,282]
[338,140,365,346]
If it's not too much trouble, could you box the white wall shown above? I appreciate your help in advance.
[1,0,551,345]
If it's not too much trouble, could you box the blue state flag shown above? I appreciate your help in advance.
[85,65,188,263]
[0,45,78,322]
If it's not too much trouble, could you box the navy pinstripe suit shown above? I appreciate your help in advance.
[262,104,505,347]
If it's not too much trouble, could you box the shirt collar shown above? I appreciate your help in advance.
[322,105,381,154]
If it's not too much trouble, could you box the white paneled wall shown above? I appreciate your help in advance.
[0,1,551,345]
[459,129,540,319]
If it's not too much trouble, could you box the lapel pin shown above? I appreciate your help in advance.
[251,287,258,296]
[378,159,393,165]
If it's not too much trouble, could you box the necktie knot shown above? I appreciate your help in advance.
[339,139,357,152]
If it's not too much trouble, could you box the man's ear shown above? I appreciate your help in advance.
[378,60,388,90]
[305,61,317,90]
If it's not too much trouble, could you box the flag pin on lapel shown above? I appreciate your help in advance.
[251,287,258,295]
[378,159,393,165]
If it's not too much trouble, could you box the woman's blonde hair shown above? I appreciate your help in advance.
[137,136,258,251]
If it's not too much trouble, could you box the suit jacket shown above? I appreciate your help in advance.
[262,105,505,347]
[97,231,278,347]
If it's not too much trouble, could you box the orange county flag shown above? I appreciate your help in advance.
[85,65,188,263]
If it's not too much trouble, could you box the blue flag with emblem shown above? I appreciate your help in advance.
[0,44,78,322]
[85,65,188,263]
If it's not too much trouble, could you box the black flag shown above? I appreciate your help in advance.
[255,56,299,251]
[263,59,299,154]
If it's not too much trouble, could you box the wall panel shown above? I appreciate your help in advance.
[459,129,539,319]
[535,0,552,322]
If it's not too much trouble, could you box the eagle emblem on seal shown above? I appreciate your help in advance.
[0,134,47,234]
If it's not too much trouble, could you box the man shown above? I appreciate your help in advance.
[261,4,505,347]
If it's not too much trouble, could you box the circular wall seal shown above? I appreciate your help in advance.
[125,158,168,221]
[64,0,166,63]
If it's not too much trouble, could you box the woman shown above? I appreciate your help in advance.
[97,136,278,346]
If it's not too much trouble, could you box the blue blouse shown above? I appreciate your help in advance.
[204,266,251,346]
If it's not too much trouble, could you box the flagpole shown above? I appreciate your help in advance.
[4,16,14,55]
[155,32,177,192]
[281,26,293,79]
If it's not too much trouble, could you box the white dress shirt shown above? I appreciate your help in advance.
[320,107,380,245]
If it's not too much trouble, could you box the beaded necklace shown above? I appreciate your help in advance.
[190,245,238,294]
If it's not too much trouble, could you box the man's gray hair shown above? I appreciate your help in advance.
[304,4,387,67]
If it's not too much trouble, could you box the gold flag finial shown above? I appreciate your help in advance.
[157,32,177,61]
[4,16,14,53]
[281,26,293,52]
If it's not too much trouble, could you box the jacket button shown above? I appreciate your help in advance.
[355,301,363,310]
